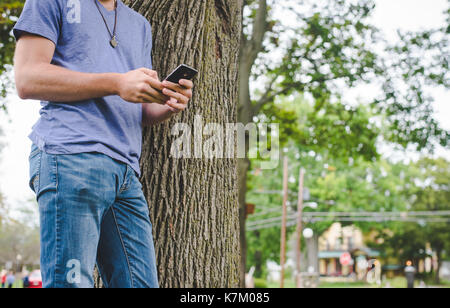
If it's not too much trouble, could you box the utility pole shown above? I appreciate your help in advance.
[295,168,305,288]
[280,157,289,288]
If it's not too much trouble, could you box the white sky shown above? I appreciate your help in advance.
[0,0,449,216]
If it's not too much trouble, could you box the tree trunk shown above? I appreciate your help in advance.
[237,0,268,287]
[238,157,250,286]
[254,231,263,278]
[435,249,442,285]
[236,21,253,288]
[126,0,243,288]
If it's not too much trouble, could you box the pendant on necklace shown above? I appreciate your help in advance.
[110,36,118,48]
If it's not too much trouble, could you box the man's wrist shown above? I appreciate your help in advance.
[104,73,123,96]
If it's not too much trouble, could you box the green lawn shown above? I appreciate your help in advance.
[318,281,374,288]
[267,280,372,289]
[1,280,24,289]
[266,277,450,289]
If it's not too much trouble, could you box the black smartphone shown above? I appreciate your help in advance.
[165,64,198,84]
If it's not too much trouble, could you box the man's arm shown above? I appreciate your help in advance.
[14,34,168,104]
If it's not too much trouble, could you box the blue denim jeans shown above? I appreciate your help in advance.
[28,144,159,288]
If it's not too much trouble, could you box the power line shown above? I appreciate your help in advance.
[300,211,450,217]
[246,211,450,231]
[247,217,450,231]
[248,210,450,224]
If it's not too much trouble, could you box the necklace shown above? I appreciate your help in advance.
[94,0,119,48]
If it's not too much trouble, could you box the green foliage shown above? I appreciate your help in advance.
[253,278,268,288]
[245,97,445,275]
[243,0,449,278]
[369,158,450,282]
[248,0,449,151]
[0,198,40,266]
[0,0,24,110]
[412,158,450,256]
[247,100,399,275]
[0,218,40,265]
[379,25,450,148]
[247,147,450,278]
[0,193,7,228]
[257,95,380,161]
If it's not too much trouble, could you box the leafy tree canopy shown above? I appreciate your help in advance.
[0,0,23,109]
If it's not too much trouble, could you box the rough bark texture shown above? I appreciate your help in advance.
[124,0,242,288]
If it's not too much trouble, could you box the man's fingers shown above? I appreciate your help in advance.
[162,80,193,98]
[140,93,166,105]
[162,88,189,104]
[146,77,165,92]
[179,79,194,89]
[162,80,184,91]
[140,84,167,104]
[143,84,168,102]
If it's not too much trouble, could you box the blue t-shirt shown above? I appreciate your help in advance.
[14,0,153,176]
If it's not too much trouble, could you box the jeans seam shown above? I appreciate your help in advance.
[110,207,135,288]
[54,154,62,287]
[29,146,41,159]
[35,152,42,194]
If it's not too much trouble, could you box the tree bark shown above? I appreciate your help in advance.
[125,0,243,287]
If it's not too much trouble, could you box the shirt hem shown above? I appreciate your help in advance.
[29,131,142,177]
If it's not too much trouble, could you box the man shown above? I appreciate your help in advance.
[6,272,15,288]
[13,0,193,288]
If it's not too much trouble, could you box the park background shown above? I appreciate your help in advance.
[0,0,449,288]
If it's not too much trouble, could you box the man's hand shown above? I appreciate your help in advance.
[118,68,170,105]
[162,79,194,113]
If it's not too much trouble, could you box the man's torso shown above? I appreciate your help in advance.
[14,0,153,176]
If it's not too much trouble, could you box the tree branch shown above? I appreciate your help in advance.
[242,0,268,66]
[252,83,301,117]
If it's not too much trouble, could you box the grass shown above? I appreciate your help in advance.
[1,280,24,289]
[318,281,373,288]
[440,280,450,287]
[267,278,376,289]
[266,277,450,289]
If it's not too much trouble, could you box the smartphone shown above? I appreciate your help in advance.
[165,64,198,84]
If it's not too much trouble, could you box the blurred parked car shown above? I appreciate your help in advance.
[28,270,42,289]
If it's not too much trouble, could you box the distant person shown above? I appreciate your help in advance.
[1,271,6,288]
[405,261,416,289]
[23,275,30,289]
[6,272,15,288]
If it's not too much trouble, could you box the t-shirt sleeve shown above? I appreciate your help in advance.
[144,21,153,69]
[13,0,61,45]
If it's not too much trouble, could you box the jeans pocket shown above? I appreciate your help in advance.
[29,143,41,160]
[29,145,42,194]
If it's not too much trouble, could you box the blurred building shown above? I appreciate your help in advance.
[440,262,450,281]
[318,223,380,277]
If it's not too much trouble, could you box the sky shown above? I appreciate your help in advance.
[0,0,449,216]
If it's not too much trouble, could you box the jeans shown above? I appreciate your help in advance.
[29,144,159,288]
